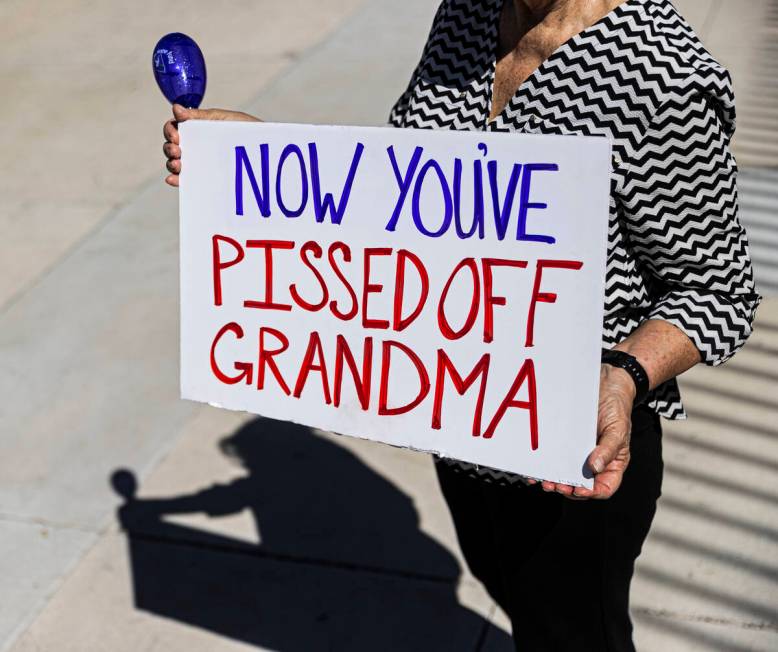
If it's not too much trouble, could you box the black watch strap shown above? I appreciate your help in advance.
[601,349,650,405]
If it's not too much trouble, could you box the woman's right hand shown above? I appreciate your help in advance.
[163,104,262,187]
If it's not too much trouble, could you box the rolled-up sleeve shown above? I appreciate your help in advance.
[620,94,762,365]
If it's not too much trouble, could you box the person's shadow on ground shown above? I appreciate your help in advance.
[111,417,511,651]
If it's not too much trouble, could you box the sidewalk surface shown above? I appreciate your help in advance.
[1,1,776,650]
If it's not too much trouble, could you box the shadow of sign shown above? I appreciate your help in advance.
[111,417,510,651]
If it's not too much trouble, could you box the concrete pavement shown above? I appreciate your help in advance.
[1,0,776,650]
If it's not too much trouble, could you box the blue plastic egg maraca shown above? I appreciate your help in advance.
[152,33,206,108]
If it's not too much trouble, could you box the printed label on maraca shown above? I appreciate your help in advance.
[154,50,171,73]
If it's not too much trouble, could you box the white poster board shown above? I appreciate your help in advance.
[179,121,611,487]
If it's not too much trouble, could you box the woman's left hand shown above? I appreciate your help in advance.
[536,363,636,500]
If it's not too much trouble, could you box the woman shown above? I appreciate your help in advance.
[162,0,761,649]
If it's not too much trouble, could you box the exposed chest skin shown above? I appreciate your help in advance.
[490,0,626,122]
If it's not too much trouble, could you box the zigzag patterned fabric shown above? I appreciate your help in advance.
[388,0,761,485]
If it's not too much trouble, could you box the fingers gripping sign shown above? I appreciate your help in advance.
[163,104,262,187]
[542,363,636,500]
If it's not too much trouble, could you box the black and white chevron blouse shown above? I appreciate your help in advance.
[389,0,761,482]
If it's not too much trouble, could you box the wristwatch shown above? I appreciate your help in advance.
[601,348,650,405]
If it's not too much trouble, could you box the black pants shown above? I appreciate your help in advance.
[436,406,663,652]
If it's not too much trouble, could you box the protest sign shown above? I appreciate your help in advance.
[179,121,611,487]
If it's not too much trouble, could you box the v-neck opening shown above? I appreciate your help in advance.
[486,0,640,126]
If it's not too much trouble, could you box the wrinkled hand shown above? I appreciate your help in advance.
[532,363,635,500]
[163,104,261,187]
